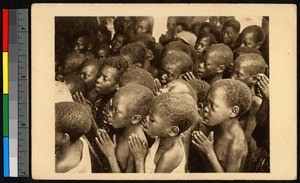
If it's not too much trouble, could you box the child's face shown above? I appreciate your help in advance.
[142,108,172,138]
[57,58,77,76]
[203,86,233,126]
[111,35,125,51]
[96,48,109,59]
[195,37,211,55]
[159,79,190,94]
[74,37,88,52]
[94,65,119,95]
[79,65,99,90]
[167,17,176,31]
[159,62,181,85]
[107,94,133,129]
[174,25,183,36]
[135,20,150,35]
[231,62,252,86]
[55,129,66,148]
[198,51,220,79]
[240,32,259,49]
[222,26,239,46]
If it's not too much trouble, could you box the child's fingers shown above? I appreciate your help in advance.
[192,140,202,150]
[193,133,203,144]
[79,92,86,104]
[198,131,208,141]
[76,92,83,103]
[112,134,117,144]
[182,75,187,81]
[72,93,79,102]
[208,131,214,142]
[95,137,103,148]
[186,72,194,80]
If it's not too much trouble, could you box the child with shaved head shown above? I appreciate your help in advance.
[231,53,267,172]
[120,42,147,69]
[95,83,154,173]
[55,102,92,173]
[192,79,252,172]
[159,51,193,86]
[129,93,199,173]
[120,68,156,92]
[239,25,266,50]
[198,43,233,85]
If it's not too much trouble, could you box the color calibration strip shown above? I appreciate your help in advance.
[2,9,29,177]
[3,9,10,177]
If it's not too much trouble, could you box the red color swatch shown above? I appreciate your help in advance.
[3,9,9,52]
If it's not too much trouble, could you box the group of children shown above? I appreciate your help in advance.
[55,16,270,173]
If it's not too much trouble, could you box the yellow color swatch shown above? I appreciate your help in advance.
[3,52,8,94]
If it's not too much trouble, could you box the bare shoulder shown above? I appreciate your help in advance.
[230,124,247,150]
[156,141,183,172]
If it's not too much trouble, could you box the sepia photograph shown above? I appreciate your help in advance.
[32,3,296,180]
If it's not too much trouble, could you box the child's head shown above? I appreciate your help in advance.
[221,19,240,48]
[198,43,233,80]
[108,83,154,129]
[78,58,102,90]
[134,17,154,35]
[239,25,266,50]
[174,21,190,36]
[191,21,203,36]
[209,16,219,26]
[130,33,156,62]
[199,22,221,42]
[167,16,177,31]
[231,53,267,86]
[94,24,112,43]
[73,31,93,53]
[161,41,191,59]
[111,33,128,53]
[57,51,87,76]
[120,68,156,92]
[63,75,87,95]
[55,102,92,145]
[159,79,197,102]
[94,56,128,95]
[188,78,210,107]
[93,42,111,59]
[203,79,252,126]
[120,42,147,68]
[160,51,193,85]
[142,93,199,137]
[195,32,217,56]
[234,46,262,59]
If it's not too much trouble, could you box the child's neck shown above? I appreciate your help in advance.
[218,118,239,134]
[56,139,83,161]
[123,123,143,137]
[159,135,180,148]
[205,74,223,85]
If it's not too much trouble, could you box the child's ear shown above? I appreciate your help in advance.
[230,106,240,118]
[217,64,225,73]
[131,115,142,124]
[62,133,71,143]
[255,41,263,50]
[115,83,120,91]
[134,63,143,69]
[87,43,93,51]
[168,126,180,137]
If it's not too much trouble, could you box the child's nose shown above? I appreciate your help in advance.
[240,43,245,47]
[161,73,167,80]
